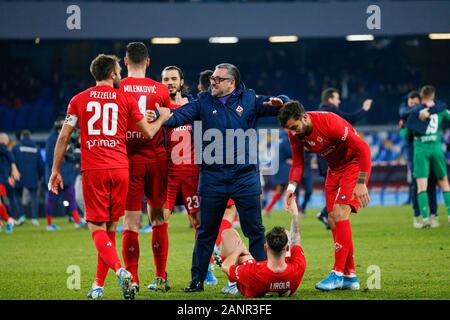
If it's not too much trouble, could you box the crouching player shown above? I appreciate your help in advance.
[219,197,306,298]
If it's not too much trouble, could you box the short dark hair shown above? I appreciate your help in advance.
[266,227,288,256]
[90,54,119,82]
[126,42,149,65]
[420,85,436,99]
[215,63,240,84]
[20,129,32,140]
[199,69,213,92]
[321,88,339,103]
[278,100,306,128]
[162,66,190,96]
[407,90,421,101]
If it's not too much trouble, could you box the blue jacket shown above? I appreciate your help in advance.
[404,100,448,136]
[164,83,288,196]
[12,138,44,189]
[318,102,368,125]
[0,144,15,185]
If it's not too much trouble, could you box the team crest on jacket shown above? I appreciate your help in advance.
[236,105,244,115]
[212,109,218,115]
[317,136,323,144]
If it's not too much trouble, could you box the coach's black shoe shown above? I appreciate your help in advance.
[183,280,204,293]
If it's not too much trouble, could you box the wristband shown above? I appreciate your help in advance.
[287,183,296,193]
[357,178,366,184]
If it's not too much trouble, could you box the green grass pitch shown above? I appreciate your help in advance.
[1,205,449,300]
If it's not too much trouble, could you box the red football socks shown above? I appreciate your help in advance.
[71,209,81,224]
[46,213,52,226]
[122,230,140,284]
[95,230,118,287]
[152,223,169,279]
[333,220,352,274]
[264,191,281,213]
[344,221,356,275]
[0,204,9,221]
[92,230,122,277]
[215,219,232,246]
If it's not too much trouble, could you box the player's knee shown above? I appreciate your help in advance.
[329,205,346,222]
[123,213,140,232]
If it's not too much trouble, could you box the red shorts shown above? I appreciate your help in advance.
[126,160,168,211]
[0,184,6,197]
[226,198,235,208]
[82,168,129,223]
[325,164,362,213]
[166,173,199,215]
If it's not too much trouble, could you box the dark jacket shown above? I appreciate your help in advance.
[164,83,288,196]
[0,144,15,185]
[12,138,44,189]
[45,129,79,186]
[318,102,368,125]
[404,100,447,136]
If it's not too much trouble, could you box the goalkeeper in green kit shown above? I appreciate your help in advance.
[405,85,450,228]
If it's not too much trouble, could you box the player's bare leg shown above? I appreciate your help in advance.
[210,204,236,288]
[437,176,450,227]
[148,204,171,291]
[88,221,134,299]
[318,204,359,291]
[122,210,141,293]
[219,229,253,295]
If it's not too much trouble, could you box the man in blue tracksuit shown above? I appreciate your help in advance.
[12,130,44,226]
[157,63,287,292]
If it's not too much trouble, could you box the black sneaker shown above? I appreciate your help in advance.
[183,280,204,293]
[316,212,330,229]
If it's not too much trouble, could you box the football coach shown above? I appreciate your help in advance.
[155,63,288,292]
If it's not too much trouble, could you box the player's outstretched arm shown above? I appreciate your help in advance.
[135,105,172,139]
[48,122,74,195]
[287,197,301,246]
[284,181,298,211]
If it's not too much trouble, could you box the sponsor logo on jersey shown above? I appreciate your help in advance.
[86,139,121,150]
[341,126,349,141]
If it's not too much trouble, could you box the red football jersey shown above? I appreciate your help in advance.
[165,103,199,175]
[228,245,306,298]
[289,111,372,183]
[66,85,143,171]
[121,77,172,163]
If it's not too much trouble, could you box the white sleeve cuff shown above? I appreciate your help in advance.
[287,183,296,193]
